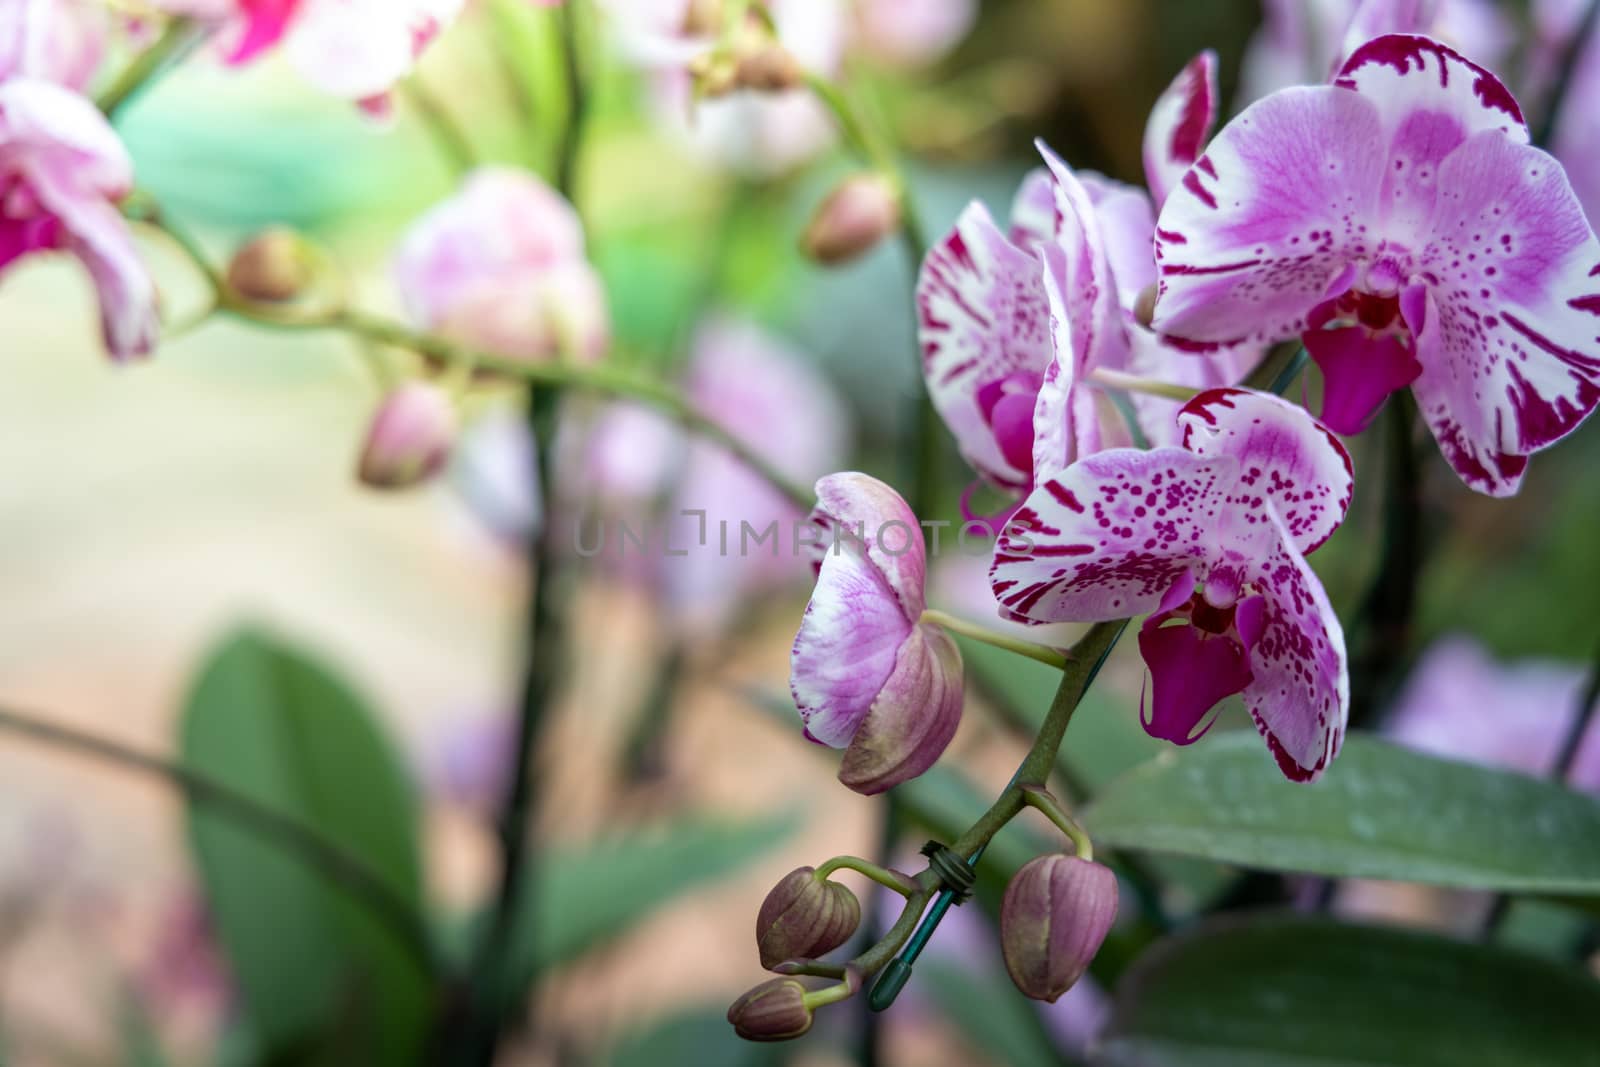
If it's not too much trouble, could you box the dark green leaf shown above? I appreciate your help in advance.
[180,627,430,1065]
[603,1010,784,1067]
[1083,734,1600,894]
[497,812,799,1009]
[1100,915,1600,1066]
[919,962,1077,1067]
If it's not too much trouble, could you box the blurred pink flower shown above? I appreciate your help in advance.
[1155,35,1600,496]
[1387,635,1600,789]
[357,381,458,489]
[0,0,105,91]
[158,0,462,107]
[606,0,845,177]
[0,3,157,360]
[850,0,975,67]
[1534,0,1600,225]
[393,166,608,361]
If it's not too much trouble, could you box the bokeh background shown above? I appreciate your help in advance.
[2,1,1598,1064]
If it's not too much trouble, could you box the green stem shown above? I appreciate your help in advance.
[402,79,479,175]
[1020,785,1092,861]
[1088,368,1202,402]
[553,0,588,200]
[0,705,437,977]
[816,856,919,897]
[849,890,933,977]
[919,609,1067,670]
[96,17,199,118]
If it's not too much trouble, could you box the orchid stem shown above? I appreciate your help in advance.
[1020,785,1093,861]
[1087,368,1201,402]
[96,17,199,118]
[919,609,1067,670]
[403,78,479,175]
[817,856,919,897]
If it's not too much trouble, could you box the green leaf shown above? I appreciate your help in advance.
[497,812,799,1008]
[1083,733,1600,894]
[918,962,1077,1067]
[603,1010,785,1067]
[180,628,431,1065]
[1100,915,1600,1066]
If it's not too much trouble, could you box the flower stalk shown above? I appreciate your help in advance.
[919,609,1068,670]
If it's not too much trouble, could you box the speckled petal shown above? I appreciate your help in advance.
[1412,130,1600,495]
[1242,508,1349,782]
[1151,86,1384,348]
[1176,388,1354,555]
[989,448,1229,623]
[917,201,1053,490]
[809,472,927,617]
[838,622,963,794]
[1142,51,1217,210]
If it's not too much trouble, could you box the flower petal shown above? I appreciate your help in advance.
[1151,86,1384,347]
[917,200,1053,490]
[1242,509,1348,782]
[838,623,964,794]
[1334,35,1527,239]
[1414,130,1600,494]
[1138,615,1250,746]
[1008,166,1057,252]
[58,195,158,360]
[990,448,1230,622]
[1080,173,1157,306]
[285,0,462,101]
[1142,50,1217,211]
[790,537,913,749]
[811,472,926,618]
[1176,388,1354,555]
[1124,329,1265,447]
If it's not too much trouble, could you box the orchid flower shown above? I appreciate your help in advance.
[1154,34,1600,496]
[393,166,608,362]
[990,388,1353,782]
[850,0,976,68]
[0,0,156,361]
[917,52,1262,511]
[159,0,462,110]
[791,473,963,795]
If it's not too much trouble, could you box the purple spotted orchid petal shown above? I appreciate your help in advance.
[1142,51,1217,211]
[838,623,964,794]
[1156,33,1600,495]
[918,200,1054,491]
[1240,507,1348,781]
[990,448,1230,623]
[1176,388,1354,555]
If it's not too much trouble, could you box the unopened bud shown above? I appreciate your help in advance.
[681,0,724,36]
[726,978,813,1042]
[734,43,803,91]
[838,624,963,795]
[226,228,316,303]
[1133,283,1158,329]
[1000,854,1118,1002]
[802,174,902,266]
[357,382,457,490]
[756,867,861,970]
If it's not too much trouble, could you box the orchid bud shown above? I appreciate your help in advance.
[801,175,902,266]
[1000,854,1118,1002]
[734,43,803,92]
[357,383,457,490]
[226,228,316,303]
[681,0,724,36]
[756,867,861,970]
[726,978,813,1042]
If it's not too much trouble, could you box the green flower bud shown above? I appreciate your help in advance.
[225,228,316,303]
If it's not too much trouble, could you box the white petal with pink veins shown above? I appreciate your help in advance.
[1152,85,1384,348]
[286,0,462,101]
[990,448,1230,623]
[1176,388,1353,555]
[1142,51,1217,211]
[810,473,927,620]
[917,200,1053,490]
[1008,167,1056,252]
[1242,507,1348,782]
[1412,129,1600,494]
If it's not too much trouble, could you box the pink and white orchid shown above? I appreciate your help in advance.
[160,0,462,109]
[917,53,1261,510]
[1154,34,1600,496]
[393,166,608,361]
[850,0,975,68]
[0,0,157,361]
[791,473,963,795]
[990,388,1353,782]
